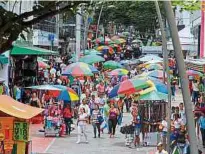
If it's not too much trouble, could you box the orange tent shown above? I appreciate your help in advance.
[0,95,44,119]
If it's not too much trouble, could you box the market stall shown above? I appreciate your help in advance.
[9,43,57,97]
[0,95,44,154]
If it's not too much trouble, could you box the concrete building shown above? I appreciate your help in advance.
[167,7,197,58]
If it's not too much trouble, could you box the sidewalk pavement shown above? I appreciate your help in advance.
[31,114,157,154]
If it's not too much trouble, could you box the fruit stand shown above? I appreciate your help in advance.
[0,95,44,154]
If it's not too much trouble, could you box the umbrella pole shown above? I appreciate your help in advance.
[163,1,198,154]
[154,1,171,151]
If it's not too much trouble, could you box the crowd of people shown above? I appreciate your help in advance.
[4,44,204,154]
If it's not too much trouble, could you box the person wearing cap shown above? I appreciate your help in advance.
[155,142,168,154]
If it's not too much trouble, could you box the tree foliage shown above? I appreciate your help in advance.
[0,1,89,54]
[172,0,201,11]
[93,1,165,39]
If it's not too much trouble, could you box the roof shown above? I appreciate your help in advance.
[11,44,58,56]
[0,95,44,119]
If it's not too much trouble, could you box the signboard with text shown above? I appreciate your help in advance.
[13,122,29,142]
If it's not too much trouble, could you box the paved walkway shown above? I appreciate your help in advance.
[31,113,156,154]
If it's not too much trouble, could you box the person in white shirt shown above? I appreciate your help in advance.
[160,117,168,148]
[76,107,88,144]
[173,114,183,130]
[179,103,186,125]
[155,142,168,154]
[79,99,90,116]
[95,95,105,114]
[192,79,199,104]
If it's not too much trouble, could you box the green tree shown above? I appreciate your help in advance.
[93,1,165,41]
[0,1,90,54]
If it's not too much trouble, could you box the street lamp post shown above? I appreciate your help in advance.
[154,1,172,152]
[163,1,198,154]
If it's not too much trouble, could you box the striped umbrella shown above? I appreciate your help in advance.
[96,46,114,54]
[94,36,114,45]
[26,85,79,101]
[108,79,151,98]
[146,70,168,79]
[62,62,95,77]
[103,60,123,70]
[145,64,163,70]
[38,61,50,69]
[186,70,203,77]
[134,76,168,94]
[114,38,126,44]
[51,85,79,101]
[108,68,129,76]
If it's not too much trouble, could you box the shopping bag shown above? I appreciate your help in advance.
[100,121,107,129]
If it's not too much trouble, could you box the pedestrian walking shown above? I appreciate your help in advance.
[91,105,102,138]
[76,107,88,144]
[108,104,119,138]
[198,113,205,148]
[63,104,73,135]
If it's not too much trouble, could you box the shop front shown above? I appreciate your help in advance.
[9,43,57,97]
[0,95,44,154]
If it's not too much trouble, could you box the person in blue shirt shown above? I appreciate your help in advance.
[198,113,205,148]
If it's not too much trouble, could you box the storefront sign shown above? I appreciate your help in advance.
[14,122,29,142]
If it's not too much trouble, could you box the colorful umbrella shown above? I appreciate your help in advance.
[62,62,94,77]
[38,61,50,69]
[138,90,168,101]
[146,70,168,79]
[96,46,114,54]
[51,85,79,101]
[37,57,49,62]
[108,69,129,76]
[111,35,120,40]
[139,55,163,62]
[79,54,105,64]
[145,60,163,65]
[26,85,60,91]
[103,60,123,70]
[114,38,126,44]
[145,64,163,70]
[134,76,168,94]
[108,79,151,98]
[94,36,114,45]
[186,70,203,77]
[26,85,79,101]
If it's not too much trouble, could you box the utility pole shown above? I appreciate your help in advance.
[96,2,104,39]
[76,7,81,62]
[154,1,171,152]
[163,1,198,154]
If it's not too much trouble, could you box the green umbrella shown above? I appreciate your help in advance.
[138,90,168,101]
[84,49,102,55]
[37,57,49,62]
[79,54,105,64]
[103,60,123,70]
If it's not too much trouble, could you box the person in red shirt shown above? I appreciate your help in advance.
[63,104,73,135]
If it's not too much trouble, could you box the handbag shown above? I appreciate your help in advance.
[97,112,104,124]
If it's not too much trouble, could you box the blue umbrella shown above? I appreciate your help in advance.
[134,76,168,94]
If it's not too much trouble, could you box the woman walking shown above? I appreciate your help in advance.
[63,104,73,135]
[91,105,102,138]
[108,104,119,138]
[76,107,88,144]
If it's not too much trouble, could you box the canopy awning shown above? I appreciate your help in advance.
[0,55,8,64]
[0,95,44,119]
[11,44,57,56]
